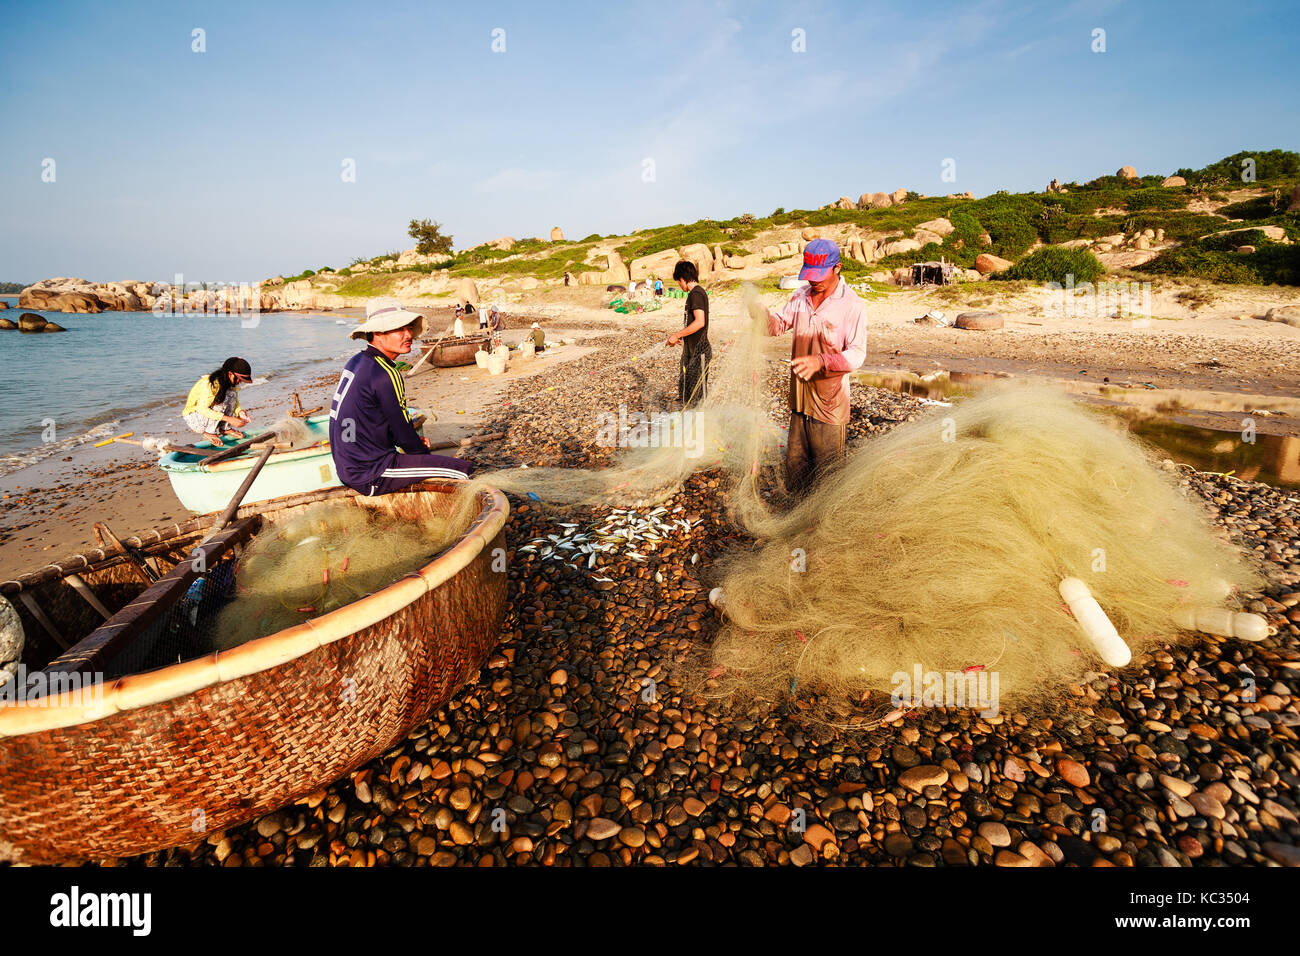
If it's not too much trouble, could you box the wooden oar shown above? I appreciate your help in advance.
[405,325,454,379]
[205,441,277,537]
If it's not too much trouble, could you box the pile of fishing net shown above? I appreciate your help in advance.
[211,501,463,650]
[456,282,1266,717]
[708,386,1266,715]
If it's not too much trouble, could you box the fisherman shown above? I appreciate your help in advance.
[766,239,866,493]
[182,356,252,443]
[530,322,546,352]
[329,297,474,496]
[666,260,710,408]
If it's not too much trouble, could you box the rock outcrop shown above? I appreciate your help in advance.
[629,249,682,281]
[1161,175,1186,187]
[455,277,480,308]
[974,253,1013,275]
[487,236,516,251]
[1117,166,1138,179]
[679,243,714,279]
[18,312,57,332]
[550,226,565,241]
[916,218,955,237]
[0,318,16,329]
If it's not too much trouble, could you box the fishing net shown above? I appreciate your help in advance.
[210,501,463,650]
[457,282,1264,717]
[707,385,1265,715]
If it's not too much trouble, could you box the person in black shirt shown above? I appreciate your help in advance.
[666,260,710,407]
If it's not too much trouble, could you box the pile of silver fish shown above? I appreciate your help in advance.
[517,506,699,582]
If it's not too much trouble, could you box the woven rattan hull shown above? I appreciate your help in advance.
[0,482,508,864]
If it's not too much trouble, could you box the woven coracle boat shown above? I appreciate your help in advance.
[0,481,508,864]
[420,334,491,368]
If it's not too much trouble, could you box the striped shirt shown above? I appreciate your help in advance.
[328,346,426,491]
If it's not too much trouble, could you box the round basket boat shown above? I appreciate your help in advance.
[0,481,508,864]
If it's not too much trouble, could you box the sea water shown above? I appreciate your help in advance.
[0,299,362,476]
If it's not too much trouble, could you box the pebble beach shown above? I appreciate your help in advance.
[98,324,1300,869]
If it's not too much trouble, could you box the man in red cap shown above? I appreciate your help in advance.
[766,238,867,493]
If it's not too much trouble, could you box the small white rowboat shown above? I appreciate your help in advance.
[158,411,426,513]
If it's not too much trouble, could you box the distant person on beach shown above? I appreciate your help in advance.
[182,357,252,444]
[666,260,710,408]
[530,322,546,352]
[765,239,867,494]
[654,277,664,297]
[489,304,504,334]
[329,297,474,496]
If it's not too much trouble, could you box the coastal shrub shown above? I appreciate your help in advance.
[1177,149,1300,186]
[1138,231,1300,285]
[994,248,1104,285]
[948,210,983,247]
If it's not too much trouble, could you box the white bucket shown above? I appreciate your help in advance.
[487,350,507,375]
[475,349,489,368]
[519,341,535,359]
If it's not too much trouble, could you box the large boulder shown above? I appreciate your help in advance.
[602,251,630,284]
[1117,166,1138,179]
[0,301,8,309]
[17,312,48,332]
[487,236,515,251]
[19,287,103,312]
[833,196,855,210]
[679,243,714,278]
[629,248,681,280]
[892,188,908,203]
[916,218,955,237]
[913,230,944,248]
[550,226,565,241]
[42,322,67,332]
[0,318,15,329]
[974,253,1013,275]
[1161,175,1186,187]
[863,192,893,209]
[454,277,480,309]
[883,238,922,257]
[761,244,781,260]
[800,227,820,241]
[1264,306,1300,328]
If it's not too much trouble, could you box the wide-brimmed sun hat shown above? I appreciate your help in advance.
[350,297,426,340]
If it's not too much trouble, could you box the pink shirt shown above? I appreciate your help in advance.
[768,277,868,425]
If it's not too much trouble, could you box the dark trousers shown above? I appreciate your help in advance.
[679,346,711,408]
[360,452,475,496]
[785,411,846,495]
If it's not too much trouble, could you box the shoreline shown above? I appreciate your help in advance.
[3,286,1298,576]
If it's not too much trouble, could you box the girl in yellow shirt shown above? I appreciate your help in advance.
[182,357,252,443]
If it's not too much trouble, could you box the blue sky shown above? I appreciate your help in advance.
[2,0,1297,283]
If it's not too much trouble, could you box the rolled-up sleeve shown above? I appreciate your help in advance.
[768,298,798,335]
[821,303,867,373]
